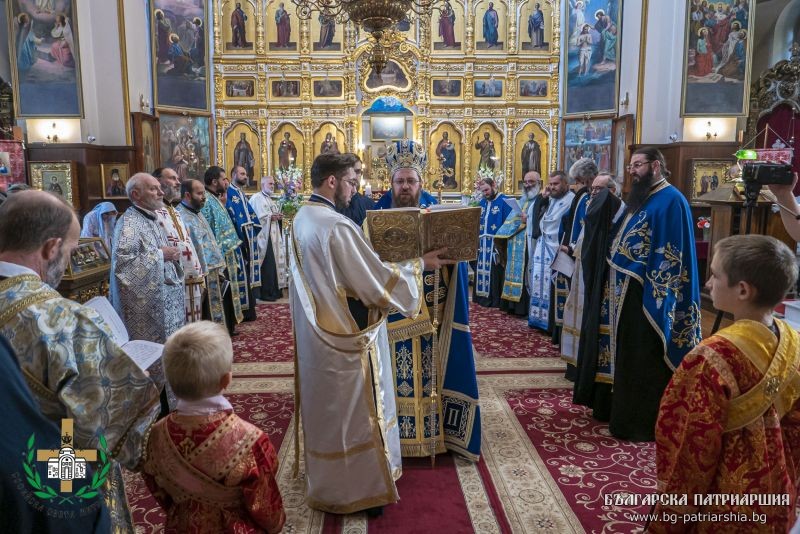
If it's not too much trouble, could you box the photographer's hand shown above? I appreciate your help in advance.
[769,173,800,241]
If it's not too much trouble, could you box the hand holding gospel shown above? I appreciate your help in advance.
[422,248,457,270]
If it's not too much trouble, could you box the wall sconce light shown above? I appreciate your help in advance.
[705,121,718,141]
[46,122,59,143]
[619,91,629,108]
[139,94,151,112]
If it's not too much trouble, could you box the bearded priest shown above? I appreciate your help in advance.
[372,140,482,461]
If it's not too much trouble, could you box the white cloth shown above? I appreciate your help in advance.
[528,192,574,329]
[561,228,585,363]
[0,261,38,278]
[175,394,233,416]
[290,199,423,514]
[248,192,287,289]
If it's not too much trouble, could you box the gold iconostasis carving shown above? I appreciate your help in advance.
[213,0,561,195]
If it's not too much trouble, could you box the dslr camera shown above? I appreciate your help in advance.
[741,162,793,186]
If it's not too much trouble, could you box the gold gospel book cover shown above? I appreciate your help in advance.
[365,206,481,263]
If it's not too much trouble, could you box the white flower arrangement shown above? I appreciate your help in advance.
[468,167,505,206]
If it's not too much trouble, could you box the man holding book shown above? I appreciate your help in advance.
[289,152,452,515]
[0,190,160,531]
[371,140,482,461]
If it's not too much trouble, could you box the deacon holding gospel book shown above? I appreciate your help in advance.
[289,152,452,516]
[371,140,482,461]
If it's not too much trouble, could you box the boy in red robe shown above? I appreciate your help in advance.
[143,321,285,533]
[649,235,800,532]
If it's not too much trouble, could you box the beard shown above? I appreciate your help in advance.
[44,247,68,287]
[522,185,540,202]
[334,181,351,210]
[162,184,178,204]
[627,169,656,213]
[392,189,421,208]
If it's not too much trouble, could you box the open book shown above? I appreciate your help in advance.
[365,206,481,263]
[84,297,163,372]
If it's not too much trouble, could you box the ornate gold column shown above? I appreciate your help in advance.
[300,18,311,56]
[259,118,269,178]
[504,118,517,194]
[508,5,518,55]
[216,120,225,165]
[300,118,313,193]
[256,10,265,55]
[462,118,476,193]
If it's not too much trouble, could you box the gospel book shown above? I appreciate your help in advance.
[84,296,163,372]
[365,205,481,263]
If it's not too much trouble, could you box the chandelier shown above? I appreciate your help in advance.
[292,0,439,74]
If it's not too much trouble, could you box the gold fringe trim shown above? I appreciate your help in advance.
[400,440,446,458]
[387,320,435,342]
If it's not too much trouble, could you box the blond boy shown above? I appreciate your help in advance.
[649,235,800,532]
[142,321,285,533]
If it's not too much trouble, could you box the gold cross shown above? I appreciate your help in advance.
[36,419,98,493]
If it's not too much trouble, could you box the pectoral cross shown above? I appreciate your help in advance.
[36,419,98,492]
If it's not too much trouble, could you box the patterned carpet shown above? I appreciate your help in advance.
[126,302,656,533]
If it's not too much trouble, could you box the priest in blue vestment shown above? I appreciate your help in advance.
[371,141,481,460]
[227,166,262,321]
[597,148,701,442]
[474,176,514,308]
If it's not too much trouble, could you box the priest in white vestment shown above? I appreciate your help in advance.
[290,153,452,514]
[249,175,286,301]
[154,167,205,322]
[528,171,574,330]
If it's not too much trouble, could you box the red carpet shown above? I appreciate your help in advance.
[469,302,556,359]
[233,303,294,363]
[126,302,657,533]
[506,388,656,532]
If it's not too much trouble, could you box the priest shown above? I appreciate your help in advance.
[153,167,205,323]
[572,179,624,420]
[474,176,513,307]
[202,166,245,332]
[177,179,227,325]
[597,147,701,441]
[496,170,541,316]
[111,172,185,343]
[227,166,262,321]
[528,171,574,331]
[248,175,286,301]
[556,158,594,373]
[372,141,481,460]
[290,152,452,514]
[0,191,160,531]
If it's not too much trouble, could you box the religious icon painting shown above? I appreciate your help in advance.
[7,0,83,117]
[313,123,345,159]
[563,0,622,115]
[131,112,160,174]
[312,78,344,99]
[0,139,27,191]
[225,123,260,192]
[520,0,553,53]
[158,113,211,182]
[680,0,754,116]
[365,61,412,92]
[690,159,734,203]
[431,78,463,99]
[225,78,257,99]
[270,79,301,99]
[611,114,634,194]
[472,124,503,177]
[514,122,549,193]
[272,123,302,175]
[428,123,462,192]
[311,10,341,52]
[561,118,613,174]
[151,0,209,112]
[100,163,130,200]
[370,116,408,142]
[29,161,78,208]
[474,0,507,52]
[474,78,504,99]
[517,77,549,100]
[223,0,254,52]
[268,1,298,52]
[432,0,463,52]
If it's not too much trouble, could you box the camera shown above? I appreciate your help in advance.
[741,162,793,186]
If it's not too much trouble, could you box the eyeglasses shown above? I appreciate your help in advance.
[626,160,652,171]
[340,179,359,187]
[392,179,420,186]
[590,185,610,192]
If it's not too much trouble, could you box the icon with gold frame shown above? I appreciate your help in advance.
[29,161,79,208]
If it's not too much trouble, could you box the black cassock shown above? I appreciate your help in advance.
[258,222,283,302]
